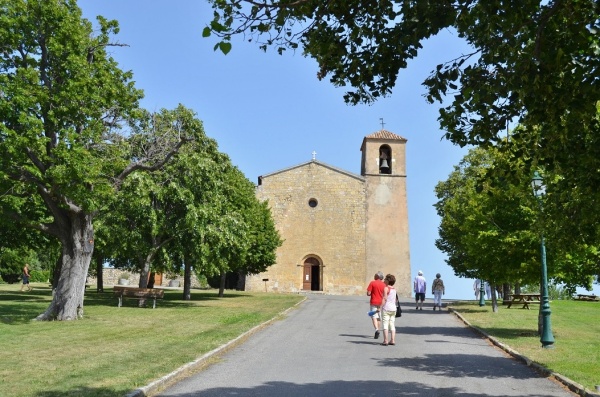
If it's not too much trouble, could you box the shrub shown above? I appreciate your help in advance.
[0,272,20,284]
[30,270,50,283]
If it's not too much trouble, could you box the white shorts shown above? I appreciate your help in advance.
[370,305,380,319]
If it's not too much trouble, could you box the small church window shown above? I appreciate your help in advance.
[308,198,318,208]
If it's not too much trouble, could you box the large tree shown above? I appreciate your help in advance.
[436,142,600,297]
[0,1,190,320]
[98,105,209,289]
[168,146,281,298]
[435,147,540,289]
[206,0,600,229]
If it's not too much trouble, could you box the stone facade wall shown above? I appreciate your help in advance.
[249,161,367,295]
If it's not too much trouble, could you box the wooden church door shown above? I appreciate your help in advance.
[302,257,320,291]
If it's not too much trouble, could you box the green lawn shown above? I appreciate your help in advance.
[0,283,304,397]
[449,299,600,392]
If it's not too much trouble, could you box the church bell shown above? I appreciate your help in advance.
[379,159,390,172]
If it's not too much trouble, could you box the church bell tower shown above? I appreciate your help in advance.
[360,129,411,297]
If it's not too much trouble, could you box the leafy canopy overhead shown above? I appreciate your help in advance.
[206,1,600,158]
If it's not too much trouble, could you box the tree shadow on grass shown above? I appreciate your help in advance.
[0,287,292,321]
[33,386,130,397]
[0,288,54,324]
[474,327,540,339]
[82,288,260,309]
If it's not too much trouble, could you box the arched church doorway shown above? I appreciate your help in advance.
[302,257,321,291]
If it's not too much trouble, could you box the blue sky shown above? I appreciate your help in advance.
[78,1,597,300]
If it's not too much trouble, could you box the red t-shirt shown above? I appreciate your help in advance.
[367,279,385,306]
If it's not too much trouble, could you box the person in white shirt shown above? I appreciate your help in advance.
[413,270,426,310]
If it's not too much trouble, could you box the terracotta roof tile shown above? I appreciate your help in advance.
[365,129,407,141]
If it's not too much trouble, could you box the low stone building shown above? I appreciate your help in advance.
[245,130,411,297]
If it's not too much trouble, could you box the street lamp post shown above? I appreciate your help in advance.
[478,279,486,306]
[531,171,555,348]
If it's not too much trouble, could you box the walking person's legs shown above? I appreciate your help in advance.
[370,306,380,339]
[389,313,396,345]
[381,311,390,345]
[433,291,441,309]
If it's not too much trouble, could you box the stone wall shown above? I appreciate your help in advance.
[87,268,202,288]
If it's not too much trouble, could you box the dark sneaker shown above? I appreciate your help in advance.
[374,330,380,339]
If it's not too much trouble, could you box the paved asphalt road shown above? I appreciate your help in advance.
[155,294,575,397]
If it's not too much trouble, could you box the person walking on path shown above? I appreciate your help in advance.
[20,263,32,292]
[432,273,445,311]
[379,274,397,346]
[367,271,385,339]
[414,270,426,310]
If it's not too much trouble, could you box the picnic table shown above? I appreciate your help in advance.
[506,293,541,309]
[575,294,599,302]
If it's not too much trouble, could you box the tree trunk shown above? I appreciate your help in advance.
[502,283,511,305]
[95,256,104,292]
[137,256,152,307]
[183,257,192,301]
[36,214,94,321]
[51,256,62,291]
[491,283,498,313]
[236,271,245,291]
[139,258,150,289]
[218,271,226,297]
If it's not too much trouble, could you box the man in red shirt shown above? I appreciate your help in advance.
[367,271,385,339]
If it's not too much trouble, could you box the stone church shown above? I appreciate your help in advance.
[245,130,411,297]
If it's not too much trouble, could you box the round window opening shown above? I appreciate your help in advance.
[308,198,318,208]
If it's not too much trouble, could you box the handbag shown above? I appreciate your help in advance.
[395,294,402,317]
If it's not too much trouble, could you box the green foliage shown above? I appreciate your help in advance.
[0,247,41,284]
[206,0,600,244]
[434,146,540,286]
[29,270,50,283]
[98,104,281,289]
[0,0,202,319]
[0,0,144,217]
[436,142,600,293]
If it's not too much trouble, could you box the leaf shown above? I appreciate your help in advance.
[219,42,232,55]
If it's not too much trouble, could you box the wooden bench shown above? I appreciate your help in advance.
[113,286,164,308]
[575,294,599,302]
[507,293,541,310]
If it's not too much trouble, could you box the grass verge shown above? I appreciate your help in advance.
[449,299,600,392]
[0,283,304,397]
